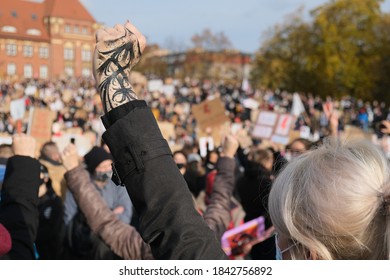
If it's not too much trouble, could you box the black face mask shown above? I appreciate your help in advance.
[176,163,185,169]
[93,171,113,182]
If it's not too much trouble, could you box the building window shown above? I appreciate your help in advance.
[64,48,74,60]
[81,49,91,62]
[65,67,74,77]
[24,64,33,78]
[39,47,49,59]
[7,63,16,75]
[82,68,91,77]
[65,25,71,33]
[24,45,33,57]
[1,26,17,33]
[26,29,41,36]
[6,44,17,56]
[82,27,88,34]
[74,25,79,33]
[40,65,48,79]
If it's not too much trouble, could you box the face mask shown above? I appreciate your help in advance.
[275,233,294,260]
[176,163,185,169]
[275,234,283,260]
[93,171,113,183]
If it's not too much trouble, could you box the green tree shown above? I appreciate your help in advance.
[251,0,388,101]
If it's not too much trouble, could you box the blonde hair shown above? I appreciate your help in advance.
[269,137,390,259]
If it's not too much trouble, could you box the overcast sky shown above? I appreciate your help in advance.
[80,0,390,53]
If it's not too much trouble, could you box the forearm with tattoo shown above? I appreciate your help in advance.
[95,29,142,113]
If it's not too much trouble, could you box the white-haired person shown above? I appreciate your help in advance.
[269,138,390,260]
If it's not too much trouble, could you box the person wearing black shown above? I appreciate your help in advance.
[35,164,64,259]
[0,134,41,259]
[92,22,227,259]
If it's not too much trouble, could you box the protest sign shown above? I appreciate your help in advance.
[10,97,26,120]
[52,133,93,157]
[252,111,294,145]
[192,98,230,147]
[157,121,176,141]
[221,216,266,257]
[148,79,164,92]
[27,108,55,153]
[192,98,229,130]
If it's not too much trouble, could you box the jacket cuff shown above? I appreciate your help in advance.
[102,106,172,186]
[101,100,148,129]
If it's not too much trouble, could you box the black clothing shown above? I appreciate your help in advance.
[101,101,227,260]
[0,156,41,259]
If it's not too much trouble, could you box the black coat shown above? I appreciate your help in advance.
[101,101,227,260]
[0,156,41,259]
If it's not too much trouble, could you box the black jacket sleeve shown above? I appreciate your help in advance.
[101,101,228,260]
[0,156,41,259]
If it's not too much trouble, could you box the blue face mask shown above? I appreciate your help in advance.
[275,233,294,260]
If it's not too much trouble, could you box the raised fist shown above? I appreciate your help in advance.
[93,21,146,113]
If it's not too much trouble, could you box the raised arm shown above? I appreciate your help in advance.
[203,135,239,239]
[62,144,153,260]
[93,22,227,259]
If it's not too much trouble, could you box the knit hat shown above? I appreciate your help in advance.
[84,146,113,174]
[0,223,12,257]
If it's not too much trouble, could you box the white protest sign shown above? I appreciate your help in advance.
[252,111,294,144]
[148,79,164,92]
[10,97,26,120]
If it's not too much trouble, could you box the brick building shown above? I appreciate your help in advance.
[0,0,101,80]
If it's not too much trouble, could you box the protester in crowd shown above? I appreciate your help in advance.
[63,145,132,259]
[184,153,206,199]
[269,138,390,259]
[236,148,275,259]
[284,138,313,161]
[0,134,41,259]
[35,164,64,259]
[173,151,187,176]
[0,144,13,190]
[91,21,230,259]
[39,141,67,198]
[60,133,239,259]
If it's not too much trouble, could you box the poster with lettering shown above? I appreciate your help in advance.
[252,111,294,145]
[192,98,229,130]
[27,108,55,151]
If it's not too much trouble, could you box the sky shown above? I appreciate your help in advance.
[80,0,390,53]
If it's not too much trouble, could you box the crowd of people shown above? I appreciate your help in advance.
[0,21,390,260]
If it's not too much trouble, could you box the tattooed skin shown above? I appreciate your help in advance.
[95,28,142,113]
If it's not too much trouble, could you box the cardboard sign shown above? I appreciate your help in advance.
[192,98,229,130]
[252,111,294,145]
[157,121,176,141]
[27,108,55,150]
[52,134,93,157]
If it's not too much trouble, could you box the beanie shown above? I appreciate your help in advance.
[84,146,113,174]
[0,223,12,257]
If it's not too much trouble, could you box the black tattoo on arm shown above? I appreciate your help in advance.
[96,29,142,113]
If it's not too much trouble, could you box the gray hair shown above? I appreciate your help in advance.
[269,137,390,259]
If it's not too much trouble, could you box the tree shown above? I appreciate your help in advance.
[251,0,389,101]
[191,29,233,51]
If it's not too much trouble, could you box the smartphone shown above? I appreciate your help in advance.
[70,137,76,144]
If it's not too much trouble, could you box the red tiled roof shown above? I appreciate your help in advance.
[44,0,95,22]
[0,0,50,42]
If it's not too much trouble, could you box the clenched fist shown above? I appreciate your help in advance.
[12,134,36,158]
[93,21,146,113]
